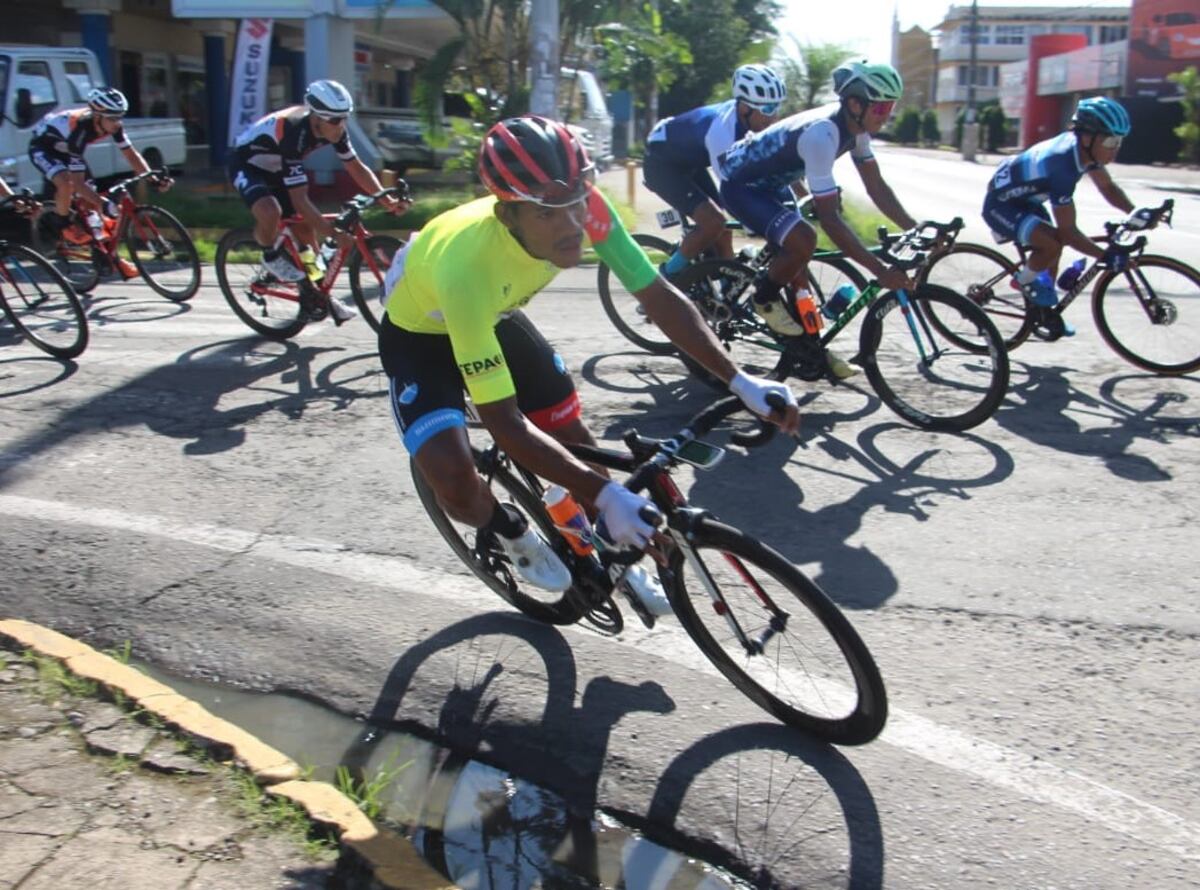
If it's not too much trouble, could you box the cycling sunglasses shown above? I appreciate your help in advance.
[752,101,781,116]
[869,101,896,117]
[315,113,348,125]
[1100,135,1123,150]
[523,169,596,208]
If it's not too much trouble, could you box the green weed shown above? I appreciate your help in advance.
[229,769,337,861]
[334,752,412,822]
[23,651,97,700]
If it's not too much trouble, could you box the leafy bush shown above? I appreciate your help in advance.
[920,110,941,146]
[893,108,921,144]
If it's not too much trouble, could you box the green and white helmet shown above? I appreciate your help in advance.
[832,60,903,102]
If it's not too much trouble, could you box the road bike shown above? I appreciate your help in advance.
[38,169,200,302]
[919,199,1199,375]
[0,194,88,359]
[412,395,888,745]
[668,221,1010,433]
[214,186,407,340]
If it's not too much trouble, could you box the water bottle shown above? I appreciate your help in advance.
[298,246,323,283]
[318,237,338,269]
[821,283,858,320]
[794,293,822,335]
[542,485,594,556]
[85,209,104,240]
[1056,258,1086,293]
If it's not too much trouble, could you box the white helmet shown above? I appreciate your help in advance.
[87,87,129,116]
[732,64,786,109]
[304,80,354,119]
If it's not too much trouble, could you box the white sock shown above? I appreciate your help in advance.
[1015,266,1037,285]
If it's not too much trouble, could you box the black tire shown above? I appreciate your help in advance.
[349,234,404,333]
[920,242,1032,350]
[667,517,887,745]
[0,243,89,359]
[860,283,1010,432]
[598,232,676,354]
[214,227,307,340]
[123,205,201,301]
[34,230,100,295]
[411,455,586,626]
[1091,254,1200,375]
[673,257,782,389]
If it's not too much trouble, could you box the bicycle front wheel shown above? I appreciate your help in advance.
[1092,255,1200,375]
[411,456,586,626]
[124,205,201,301]
[214,228,307,340]
[861,284,1010,432]
[598,232,676,354]
[920,243,1031,350]
[0,243,89,359]
[349,234,404,333]
[667,518,887,745]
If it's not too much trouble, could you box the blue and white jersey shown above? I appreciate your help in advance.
[646,100,746,179]
[986,132,1095,207]
[717,103,873,195]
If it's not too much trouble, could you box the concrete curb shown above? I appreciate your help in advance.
[0,618,456,890]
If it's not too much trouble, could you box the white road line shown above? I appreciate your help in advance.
[2,492,1197,861]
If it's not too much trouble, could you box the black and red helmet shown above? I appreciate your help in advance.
[479,115,594,207]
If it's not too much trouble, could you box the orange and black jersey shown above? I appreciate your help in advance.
[30,108,131,159]
[231,106,356,187]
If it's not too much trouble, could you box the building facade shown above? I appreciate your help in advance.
[892,19,936,116]
[932,4,1130,140]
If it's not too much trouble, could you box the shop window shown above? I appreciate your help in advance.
[177,57,207,146]
[142,53,169,118]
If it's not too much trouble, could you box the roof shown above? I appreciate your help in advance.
[935,5,1131,29]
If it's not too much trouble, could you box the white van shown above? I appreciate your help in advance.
[560,68,614,170]
[0,46,186,193]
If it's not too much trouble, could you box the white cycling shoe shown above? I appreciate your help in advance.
[261,252,305,283]
[495,525,572,592]
[619,563,672,628]
[328,297,359,326]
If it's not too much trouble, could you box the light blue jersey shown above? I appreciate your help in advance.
[986,132,1096,207]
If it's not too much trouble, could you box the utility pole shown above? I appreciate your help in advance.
[961,0,980,161]
[529,0,559,118]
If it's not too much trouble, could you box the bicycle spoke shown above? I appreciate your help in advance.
[1093,256,1200,374]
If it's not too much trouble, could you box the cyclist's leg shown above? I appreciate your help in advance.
[643,150,724,273]
[29,147,75,237]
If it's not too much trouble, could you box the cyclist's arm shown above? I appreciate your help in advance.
[343,155,385,196]
[119,145,151,176]
[1087,166,1135,215]
[633,278,738,383]
[1049,201,1105,259]
[288,183,335,242]
[856,158,916,231]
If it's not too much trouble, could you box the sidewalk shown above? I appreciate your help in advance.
[0,621,456,890]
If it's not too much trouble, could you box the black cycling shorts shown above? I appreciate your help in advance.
[228,162,296,217]
[28,141,86,182]
[642,145,722,218]
[379,310,580,455]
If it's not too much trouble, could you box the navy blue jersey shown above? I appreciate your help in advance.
[645,100,746,176]
[717,103,873,195]
[986,132,1096,207]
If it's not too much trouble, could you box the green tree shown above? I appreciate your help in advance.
[776,39,856,112]
[954,100,1008,151]
[893,107,921,144]
[1168,66,1200,164]
[920,109,940,146]
[597,3,693,135]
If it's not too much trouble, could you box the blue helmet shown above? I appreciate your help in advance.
[1071,97,1130,137]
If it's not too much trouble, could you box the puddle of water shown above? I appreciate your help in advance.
[143,664,748,890]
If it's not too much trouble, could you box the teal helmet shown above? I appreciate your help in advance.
[832,60,903,103]
[1071,97,1130,137]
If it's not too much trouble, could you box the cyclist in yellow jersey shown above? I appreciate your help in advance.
[379,115,799,621]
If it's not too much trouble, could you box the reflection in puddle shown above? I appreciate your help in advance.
[144,666,747,889]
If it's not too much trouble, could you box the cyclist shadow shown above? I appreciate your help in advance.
[336,613,676,886]
[643,723,884,890]
[994,362,1200,481]
[0,338,385,486]
[79,285,193,327]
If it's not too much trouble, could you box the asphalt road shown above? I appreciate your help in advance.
[2,175,1199,888]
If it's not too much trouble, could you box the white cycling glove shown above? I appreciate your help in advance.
[595,481,659,549]
[729,370,798,419]
[1124,207,1155,231]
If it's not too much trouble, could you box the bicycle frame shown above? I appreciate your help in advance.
[248,214,381,306]
[60,172,167,266]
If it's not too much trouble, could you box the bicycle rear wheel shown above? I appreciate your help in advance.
[411,454,586,626]
[861,284,1010,432]
[1091,255,1200,375]
[124,205,201,301]
[214,227,308,340]
[0,243,88,359]
[35,234,100,295]
[598,232,676,354]
[666,517,887,745]
[920,243,1031,350]
[349,234,404,333]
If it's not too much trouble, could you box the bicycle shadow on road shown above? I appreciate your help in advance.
[0,337,385,486]
[640,723,885,890]
[80,284,192,328]
[0,350,81,397]
[580,349,1015,609]
[994,363,1200,481]
[335,612,676,887]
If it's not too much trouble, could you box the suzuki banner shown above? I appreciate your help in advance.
[227,18,274,146]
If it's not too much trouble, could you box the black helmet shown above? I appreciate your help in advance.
[479,115,594,207]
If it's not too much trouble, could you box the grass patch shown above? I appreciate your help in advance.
[818,197,893,252]
[23,650,98,700]
[230,769,338,861]
[335,753,411,822]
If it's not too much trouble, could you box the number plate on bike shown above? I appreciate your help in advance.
[656,208,683,229]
